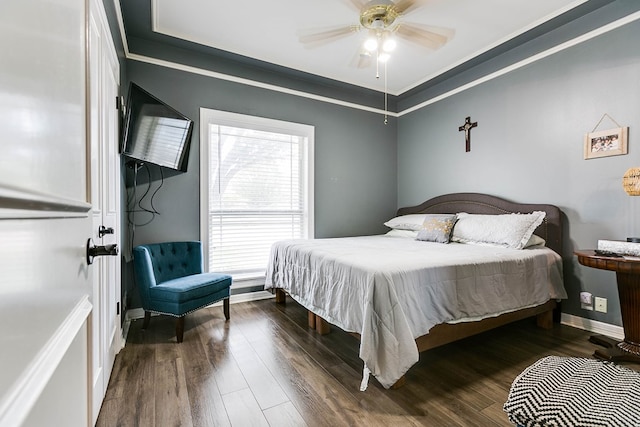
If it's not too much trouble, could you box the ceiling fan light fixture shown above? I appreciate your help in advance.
[382,38,396,52]
[378,52,390,62]
[364,37,378,52]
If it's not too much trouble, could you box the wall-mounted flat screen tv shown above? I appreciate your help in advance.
[121,82,193,172]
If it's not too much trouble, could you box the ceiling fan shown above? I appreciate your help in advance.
[298,0,455,68]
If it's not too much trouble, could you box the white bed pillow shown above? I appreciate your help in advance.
[385,229,419,238]
[524,234,546,248]
[451,211,546,250]
[384,214,427,231]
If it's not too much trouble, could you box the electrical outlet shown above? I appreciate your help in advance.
[580,292,592,303]
[580,292,593,310]
[595,297,607,313]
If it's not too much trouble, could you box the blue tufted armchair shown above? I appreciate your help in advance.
[133,241,232,343]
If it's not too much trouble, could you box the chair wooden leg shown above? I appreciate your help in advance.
[176,316,185,343]
[223,298,230,320]
[142,311,151,330]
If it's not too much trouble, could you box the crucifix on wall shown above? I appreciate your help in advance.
[458,116,478,152]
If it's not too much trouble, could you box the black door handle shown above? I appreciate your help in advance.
[86,238,119,265]
[98,225,114,237]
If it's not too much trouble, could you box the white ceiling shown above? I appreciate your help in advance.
[151,0,588,95]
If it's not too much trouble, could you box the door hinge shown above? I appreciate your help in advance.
[117,302,120,316]
[116,95,125,116]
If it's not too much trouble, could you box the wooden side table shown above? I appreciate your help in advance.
[575,250,640,363]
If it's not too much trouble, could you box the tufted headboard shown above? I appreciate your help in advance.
[396,193,563,255]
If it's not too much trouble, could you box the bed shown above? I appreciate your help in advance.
[265,193,567,390]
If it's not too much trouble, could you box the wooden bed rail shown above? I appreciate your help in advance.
[414,300,555,353]
[274,287,557,388]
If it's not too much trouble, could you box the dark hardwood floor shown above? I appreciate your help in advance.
[97,298,600,426]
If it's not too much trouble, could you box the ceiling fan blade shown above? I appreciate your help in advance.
[298,25,360,48]
[393,0,424,15]
[350,49,373,69]
[341,0,367,12]
[395,23,454,50]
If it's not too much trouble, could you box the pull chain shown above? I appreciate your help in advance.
[384,61,388,125]
[374,45,387,124]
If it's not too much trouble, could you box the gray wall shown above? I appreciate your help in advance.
[125,61,397,244]
[397,18,640,326]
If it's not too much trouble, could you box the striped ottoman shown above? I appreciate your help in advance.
[504,356,640,426]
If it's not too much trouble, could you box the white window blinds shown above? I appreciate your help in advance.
[201,109,314,280]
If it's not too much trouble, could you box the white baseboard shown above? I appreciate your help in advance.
[124,290,275,322]
[122,298,621,347]
[561,313,624,341]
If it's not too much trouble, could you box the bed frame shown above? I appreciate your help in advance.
[273,193,564,388]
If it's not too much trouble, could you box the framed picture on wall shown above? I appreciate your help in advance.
[584,127,628,159]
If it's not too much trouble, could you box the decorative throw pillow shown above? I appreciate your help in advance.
[415,214,458,243]
[384,214,428,231]
[451,211,546,250]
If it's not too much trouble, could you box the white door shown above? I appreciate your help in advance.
[0,0,92,425]
[88,0,122,422]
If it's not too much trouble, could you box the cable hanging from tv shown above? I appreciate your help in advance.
[125,161,164,261]
[126,161,163,226]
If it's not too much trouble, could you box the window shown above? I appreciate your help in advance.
[200,109,314,286]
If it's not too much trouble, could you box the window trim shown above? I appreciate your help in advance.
[199,108,314,279]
